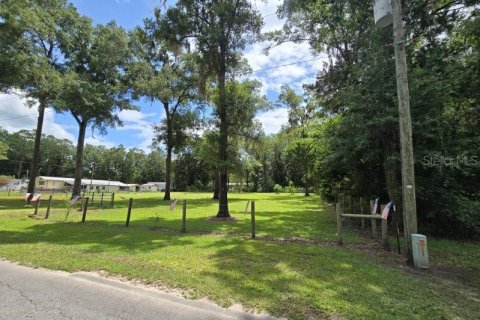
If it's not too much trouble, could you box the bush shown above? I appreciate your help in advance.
[273,184,283,194]
[286,181,297,194]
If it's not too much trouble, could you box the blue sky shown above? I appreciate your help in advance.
[0,0,324,150]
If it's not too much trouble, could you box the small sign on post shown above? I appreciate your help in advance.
[169,199,178,211]
[412,234,429,268]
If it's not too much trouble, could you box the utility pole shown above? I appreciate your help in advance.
[391,0,417,264]
[375,0,418,263]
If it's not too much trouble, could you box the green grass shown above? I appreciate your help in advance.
[0,191,479,319]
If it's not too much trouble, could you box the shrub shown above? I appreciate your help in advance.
[286,181,297,194]
[273,184,283,194]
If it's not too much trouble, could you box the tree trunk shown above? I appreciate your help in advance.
[213,173,219,199]
[163,106,173,201]
[216,59,230,217]
[305,180,310,196]
[164,146,172,201]
[262,155,268,192]
[72,121,87,198]
[17,160,23,179]
[27,98,46,195]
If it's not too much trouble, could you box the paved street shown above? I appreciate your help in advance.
[0,260,277,320]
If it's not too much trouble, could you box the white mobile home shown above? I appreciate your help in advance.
[35,176,130,193]
[140,182,166,192]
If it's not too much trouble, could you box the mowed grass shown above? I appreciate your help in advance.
[0,191,479,320]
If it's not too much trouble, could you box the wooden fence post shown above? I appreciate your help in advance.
[381,218,390,251]
[45,194,53,219]
[251,201,256,239]
[360,197,366,231]
[110,192,115,208]
[100,192,104,207]
[370,200,377,239]
[181,200,187,233]
[81,197,89,223]
[126,198,133,227]
[33,200,40,216]
[336,202,343,245]
[91,192,95,204]
[349,195,353,215]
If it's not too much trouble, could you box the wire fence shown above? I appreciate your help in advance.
[1,191,341,242]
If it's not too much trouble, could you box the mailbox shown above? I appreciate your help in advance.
[411,234,429,268]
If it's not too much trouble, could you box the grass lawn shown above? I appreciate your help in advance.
[0,191,479,319]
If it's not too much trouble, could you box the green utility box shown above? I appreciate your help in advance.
[412,234,429,268]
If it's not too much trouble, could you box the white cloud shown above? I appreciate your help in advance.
[255,107,288,135]
[0,92,75,141]
[242,1,328,134]
[84,136,117,148]
[116,109,160,151]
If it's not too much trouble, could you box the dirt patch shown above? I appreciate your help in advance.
[206,216,239,222]
[151,226,174,233]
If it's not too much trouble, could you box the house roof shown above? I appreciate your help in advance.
[38,176,129,187]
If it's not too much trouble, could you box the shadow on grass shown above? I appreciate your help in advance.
[0,220,195,254]
[196,237,479,320]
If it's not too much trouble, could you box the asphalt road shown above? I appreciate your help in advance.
[0,260,278,320]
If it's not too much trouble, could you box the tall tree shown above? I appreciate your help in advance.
[276,0,480,236]
[161,0,263,217]
[0,141,7,160]
[0,0,87,195]
[277,85,317,196]
[58,22,134,197]
[129,17,200,201]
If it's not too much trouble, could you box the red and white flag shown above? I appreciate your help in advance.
[372,198,379,214]
[381,201,393,220]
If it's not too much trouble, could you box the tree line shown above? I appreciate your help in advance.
[1,0,479,235]
[0,128,167,184]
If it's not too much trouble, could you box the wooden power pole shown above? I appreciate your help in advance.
[391,0,418,263]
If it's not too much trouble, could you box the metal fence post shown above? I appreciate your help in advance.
[110,192,115,208]
[33,200,40,216]
[370,200,378,239]
[336,202,343,245]
[126,198,133,227]
[181,200,187,233]
[251,201,256,239]
[45,194,53,219]
[81,197,89,223]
